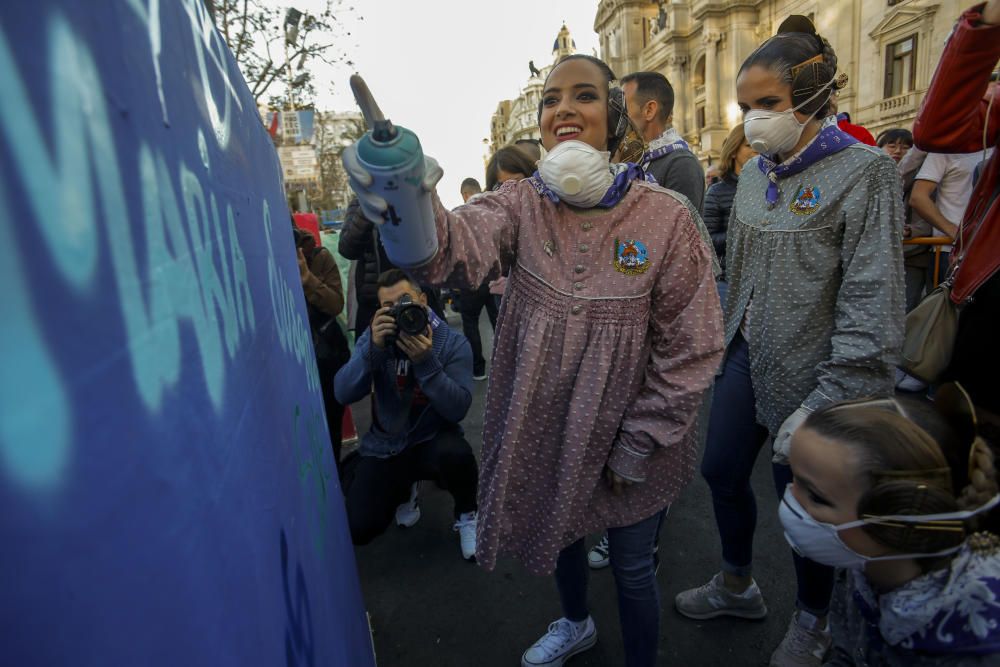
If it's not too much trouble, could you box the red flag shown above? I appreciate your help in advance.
[267,112,279,138]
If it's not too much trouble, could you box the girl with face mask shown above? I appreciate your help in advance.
[673,16,906,667]
[782,388,1000,664]
[347,53,723,667]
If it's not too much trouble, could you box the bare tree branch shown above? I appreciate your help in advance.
[221,0,359,107]
[234,0,249,63]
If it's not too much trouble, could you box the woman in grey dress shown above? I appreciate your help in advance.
[674,16,905,667]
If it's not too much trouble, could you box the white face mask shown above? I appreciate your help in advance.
[742,78,835,156]
[778,485,1000,570]
[537,140,614,208]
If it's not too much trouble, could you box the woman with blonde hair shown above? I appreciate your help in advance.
[701,123,756,281]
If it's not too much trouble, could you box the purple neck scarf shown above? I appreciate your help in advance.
[756,124,858,207]
[528,162,655,209]
[640,139,691,170]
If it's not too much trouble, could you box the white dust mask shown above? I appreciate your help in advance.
[537,140,614,208]
[742,78,835,156]
[778,484,1000,570]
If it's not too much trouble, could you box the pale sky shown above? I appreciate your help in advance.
[271,0,602,209]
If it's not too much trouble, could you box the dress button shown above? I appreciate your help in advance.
[574,264,585,274]
[578,243,589,252]
[582,222,593,231]
[571,304,583,315]
[573,281,584,290]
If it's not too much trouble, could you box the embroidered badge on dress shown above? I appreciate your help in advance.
[789,185,821,215]
[613,238,650,275]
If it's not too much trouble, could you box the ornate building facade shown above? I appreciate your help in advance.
[489,25,578,153]
[594,0,966,163]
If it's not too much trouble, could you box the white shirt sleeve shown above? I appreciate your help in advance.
[914,152,949,184]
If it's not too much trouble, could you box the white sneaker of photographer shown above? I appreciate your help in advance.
[453,511,477,561]
[395,482,421,528]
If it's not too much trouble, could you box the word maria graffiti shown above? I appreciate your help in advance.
[0,0,318,492]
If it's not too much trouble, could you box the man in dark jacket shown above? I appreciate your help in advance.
[338,197,445,333]
[622,71,705,209]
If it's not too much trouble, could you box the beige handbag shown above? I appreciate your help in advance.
[901,282,959,383]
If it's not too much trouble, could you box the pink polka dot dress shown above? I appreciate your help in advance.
[411,179,724,575]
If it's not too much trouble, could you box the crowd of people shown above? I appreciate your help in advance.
[290,3,1000,665]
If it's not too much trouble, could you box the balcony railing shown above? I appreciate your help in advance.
[879,91,918,115]
[904,236,953,286]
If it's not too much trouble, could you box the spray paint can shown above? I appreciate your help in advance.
[349,75,438,268]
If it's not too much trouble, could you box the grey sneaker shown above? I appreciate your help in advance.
[521,616,597,667]
[675,572,768,620]
[769,612,832,667]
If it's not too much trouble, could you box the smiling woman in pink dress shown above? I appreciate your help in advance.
[348,54,723,667]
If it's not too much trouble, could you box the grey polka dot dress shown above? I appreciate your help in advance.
[725,144,906,436]
[410,180,724,574]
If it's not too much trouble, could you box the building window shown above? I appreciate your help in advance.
[884,35,917,98]
[693,55,705,87]
[696,104,706,131]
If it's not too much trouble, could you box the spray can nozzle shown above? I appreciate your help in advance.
[350,74,399,143]
[372,119,397,143]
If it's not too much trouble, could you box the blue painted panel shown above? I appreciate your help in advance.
[0,2,374,665]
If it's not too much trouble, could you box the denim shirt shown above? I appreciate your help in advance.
[334,316,473,457]
[725,143,905,434]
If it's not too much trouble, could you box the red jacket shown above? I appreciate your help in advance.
[913,3,1000,304]
[836,115,876,146]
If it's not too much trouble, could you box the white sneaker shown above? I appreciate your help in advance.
[395,482,421,528]
[521,616,597,667]
[769,611,832,666]
[453,511,477,561]
[587,534,610,569]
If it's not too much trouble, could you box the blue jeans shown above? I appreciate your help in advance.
[700,332,834,616]
[554,510,664,667]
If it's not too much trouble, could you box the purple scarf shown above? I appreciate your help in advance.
[640,138,691,170]
[528,162,655,209]
[756,124,858,207]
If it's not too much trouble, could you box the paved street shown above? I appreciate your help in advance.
[349,310,795,667]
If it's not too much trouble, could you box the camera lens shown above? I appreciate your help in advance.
[396,304,428,335]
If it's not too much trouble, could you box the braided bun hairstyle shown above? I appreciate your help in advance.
[738,15,845,119]
[935,383,1000,534]
[801,393,1000,561]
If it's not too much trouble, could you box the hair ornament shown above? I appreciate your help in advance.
[790,53,823,79]
[871,467,953,490]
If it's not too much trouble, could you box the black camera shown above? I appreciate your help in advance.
[384,294,428,348]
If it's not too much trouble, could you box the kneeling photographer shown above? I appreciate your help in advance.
[335,269,479,561]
